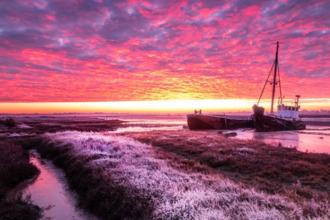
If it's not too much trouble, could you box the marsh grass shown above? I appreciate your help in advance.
[123,131,330,192]
[0,141,39,197]
[0,118,123,135]
[0,118,16,128]
[123,131,330,214]
[0,193,43,220]
[21,136,155,220]
[0,140,42,220]
[22,131,330,219]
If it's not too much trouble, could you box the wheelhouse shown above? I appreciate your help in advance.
[277,95,301,120]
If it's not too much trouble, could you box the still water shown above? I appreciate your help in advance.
[110,114,330,154]
[16,151,98,220]
[234,127,329,154]
[2,113,329,154]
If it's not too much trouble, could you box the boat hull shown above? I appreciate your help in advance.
[187,114,254,130]
[252,114,306,132]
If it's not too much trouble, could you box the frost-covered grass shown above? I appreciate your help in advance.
[237,147,256,154]
[24,131,330,219]
[125,130,330,195]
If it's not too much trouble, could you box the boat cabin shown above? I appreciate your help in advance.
[276,95,300,120]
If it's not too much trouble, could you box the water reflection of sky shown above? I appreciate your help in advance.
[20,153,96,220]
[123,119,185,125]
[113,116,329,155]
[114,126,184,133]
[5,114,328,155]
[234,128,329,154]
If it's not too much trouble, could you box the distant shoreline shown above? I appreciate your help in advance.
[302,121,330,126]
[1,113,330,118]
[300,114,330,118]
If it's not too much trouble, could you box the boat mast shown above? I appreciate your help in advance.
[271,41,279,114]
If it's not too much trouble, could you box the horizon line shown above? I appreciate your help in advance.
[1,99,330,114]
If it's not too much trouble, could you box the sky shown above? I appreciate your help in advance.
[0,0,329,113]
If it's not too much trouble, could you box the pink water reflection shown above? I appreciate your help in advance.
[235,126,329,154]
[21,153,97,220]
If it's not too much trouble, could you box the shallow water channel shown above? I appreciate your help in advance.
[12,151,97,220]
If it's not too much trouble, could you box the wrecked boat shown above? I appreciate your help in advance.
[187,111,253,130]
[252,42,306,132]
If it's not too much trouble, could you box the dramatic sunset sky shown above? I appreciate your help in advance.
[0,0,329,113]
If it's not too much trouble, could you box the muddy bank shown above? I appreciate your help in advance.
[0,140,42,220]
[21,131,330,219]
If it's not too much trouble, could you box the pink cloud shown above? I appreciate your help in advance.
[0,0,329,102]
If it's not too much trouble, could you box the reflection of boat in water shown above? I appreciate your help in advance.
[187,112,254,130]
[252,42,306,132]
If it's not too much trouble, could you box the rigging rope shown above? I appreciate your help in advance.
[257,62,275,105]
[277,62,283,104]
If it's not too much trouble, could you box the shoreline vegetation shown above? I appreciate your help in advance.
[0,117,123,135]
[17,130,330,219]
[0,117,329,219]
[0,140,43,220]
[123,131,330,194]
[1,115,330,135]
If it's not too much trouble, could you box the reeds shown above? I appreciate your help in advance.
[0,140,39,197]
[22,131,330,219]
[0,140,42,220]
[0,193,43,220]
[124,130,330,194]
